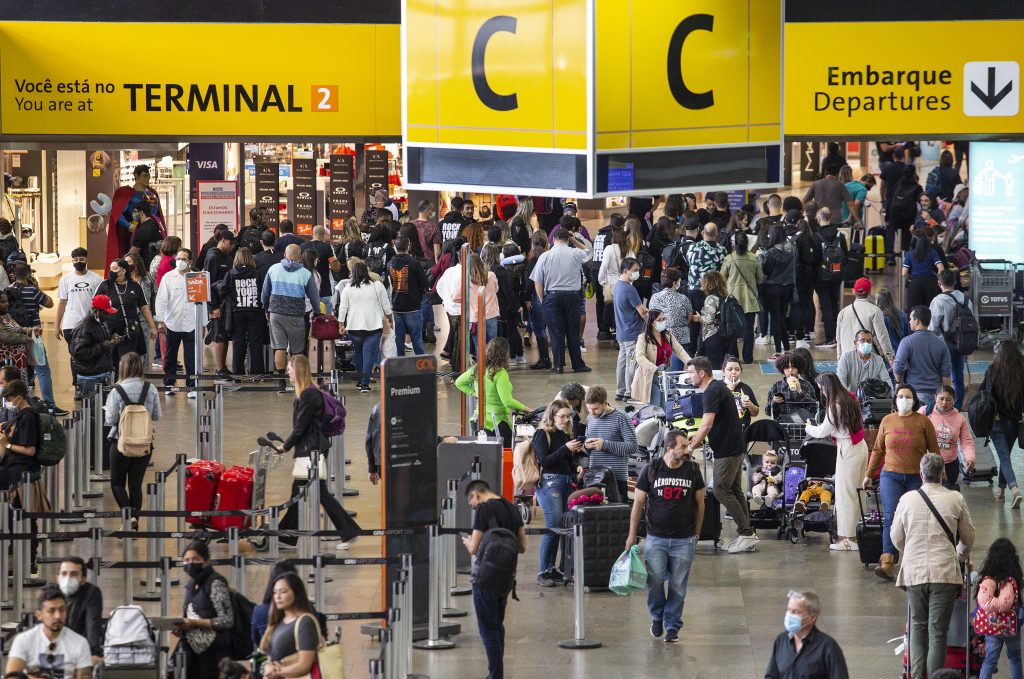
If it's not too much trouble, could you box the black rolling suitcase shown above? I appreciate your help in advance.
[560,503,631,590]
[844,242,866,287]
[699,485,722,549]
[856,487,883,567]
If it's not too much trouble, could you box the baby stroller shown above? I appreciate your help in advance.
[782,437,838,544]
[744,419,793,532]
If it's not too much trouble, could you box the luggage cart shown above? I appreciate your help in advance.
[770,401,820,452]
[971,259,1015,345]
[247,437,284,551]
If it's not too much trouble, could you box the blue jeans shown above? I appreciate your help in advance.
[350,331,382,388]
[645,534,698,632]
[472,586,508,679]
[529,291,547,339]
[993,418,1019,490]
[670,355,686,372]
[469,318,499,356]
[33,346,55,406]
[981,634,1023,679]
[420,295,434,328]
[948,342,965,409]
[650,372,666,409]
[394,311,424,356]
[536,473,571,574]
[880,470,922,556]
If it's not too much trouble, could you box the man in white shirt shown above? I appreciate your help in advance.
[436,256,463,370]
[155,248,198,398]
[55,247,103,399]
[6,585,93,678]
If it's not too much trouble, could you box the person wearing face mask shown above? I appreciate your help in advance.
[632,308,690,408]
[177,541,233,679]
[154,249,197,397]
[648,268,693,371]
[836,329,891,392]
[626,430,705,644]
[56,248,102,351]
[765,589,849,679]
[69,295,120,391]
[721,357,759,429]
[919,385,974,490]
[57,557,103,665]
[95,257,157,362]
[863,384,940,580]
[720,231,764,364]
[612,258,648,401]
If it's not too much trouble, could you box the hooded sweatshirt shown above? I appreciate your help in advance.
[261,258,320,317]
[918,404,975,465]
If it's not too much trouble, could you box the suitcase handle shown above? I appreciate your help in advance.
[856,487,882,526]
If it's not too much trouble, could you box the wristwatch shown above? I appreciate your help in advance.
[6,443,12,450]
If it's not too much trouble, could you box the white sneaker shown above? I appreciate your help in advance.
[755,336,770,345]
[795,339,810,350]
[337,536,359,550]
[727,535,758,553]
[830,540,859,552]
[187,391,197,399]
[580,345,588,353]
[513,356,527,366]
[816,341,837,349]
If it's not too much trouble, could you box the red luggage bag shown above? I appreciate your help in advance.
[185,460,225,526]
[211,466,254,531]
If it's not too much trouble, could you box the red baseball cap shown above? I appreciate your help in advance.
[92,294,118,314]
[853,277,872,295]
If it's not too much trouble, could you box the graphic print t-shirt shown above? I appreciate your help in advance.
[636,459,704,539]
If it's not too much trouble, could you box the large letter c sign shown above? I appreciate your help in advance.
[472,16,518,111]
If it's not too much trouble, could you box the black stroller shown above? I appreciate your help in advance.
[782,437,839,544]
[744,419,794,532]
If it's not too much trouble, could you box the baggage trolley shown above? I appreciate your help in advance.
[247,437,284,551]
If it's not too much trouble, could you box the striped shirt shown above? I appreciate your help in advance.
[584,407,638,481]
[10,282,47,327]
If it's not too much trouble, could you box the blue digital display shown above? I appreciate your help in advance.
[607,164,634,193]
[969,142,1024,263]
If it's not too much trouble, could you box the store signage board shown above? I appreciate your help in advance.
[364,151,390,207]
[292,158,317,236]
[195,180,238,244]
[968,141,1024,264]
[328,154,355,233]
[784,21,1024,137]
[0,21,400,139]
[403,0,782,197]
[254,160,280,233]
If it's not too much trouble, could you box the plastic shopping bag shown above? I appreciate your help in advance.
[32,335,46,366]
[609,545,648,596]
[380,329,398,359]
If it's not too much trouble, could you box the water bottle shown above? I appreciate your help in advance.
[477,429,487,443]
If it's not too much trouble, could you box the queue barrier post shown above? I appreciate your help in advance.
[0,495,9,612]
[80,386,100,498]
[445,479,470,601]
[11,508,24,618]
[269,505,280,561]
[557,523,602,650]
[381,625,395,678]
[440,496,464,618]
[412,524,455,650]
[213,384,225,463]
[228,528,242,592]
[136,482,161,601]
[160,556,173,678]
[60,414,83,521]
[175,453,186,554]
[44,457,59,536]
[393,578,407,679]
[90,380,108,483]
[309,450,322,559]
[121,507,134,603]
[19,475,42,583]
[314,554,326,613]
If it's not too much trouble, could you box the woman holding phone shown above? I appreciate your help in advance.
[533,398,583,587]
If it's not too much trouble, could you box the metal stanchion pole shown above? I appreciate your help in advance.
[80,386,100,498]
[175,454,186,555]
[313,555,325,613]
[446,479,470,599]
[121,507,133,602]
[60,415,84,520]
[269,505,280,561]
[393,578,407,679]
[44,461,57,535]
[308,451,322,558]
[228,528,241,592]
[213,385,225,464]
[557,524,602,649]
[160,556,172,679]
[299,479,312,584]
[136,483,160,601]
[194,301,204,455]
[0,496,10,611]
[91,380,108,482]
[441,497,465,617]
[381,626,395,678]
[12,508,24,617]
[412,525,454,650]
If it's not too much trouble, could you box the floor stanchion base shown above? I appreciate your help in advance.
[361,621,460,642]
[133,592,162,602]
[342,489,359,497]
[412,638,456,650]
[441,607,467,618]
[81,491,103,499]
[450,586,471,597]
[89,474,110,482]
[558,638,602,649]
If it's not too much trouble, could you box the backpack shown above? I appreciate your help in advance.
[228,590,255,660]
[36,412,66,467]
[365,242,389,278]
[889,185,918,222]
[103,605,157,666]
[473,513,521,598]
[968,386,996,438]
[114,383,154,457]
[316,389,347,438]
[818,234,845,282]
[925,166,944,198]
[635,251,656,282]
[238,226,263,254]
[660,239,691,277]
[6,288,34,328]
[944,292,979,356]
[718,295,746,340]
[511,433,543,491]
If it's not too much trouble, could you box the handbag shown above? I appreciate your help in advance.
[292,455,329,481]
[311,315,342,341]
[276,613,345,679]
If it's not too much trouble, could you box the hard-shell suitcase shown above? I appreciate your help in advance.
[844,243,866,287]
[699,485,722,549]
[185,460,224,526]
[856,488,883,567]
[864,232,886,272]
[962,435,998,485]
[211,465,254,531]
[560,503,631,590]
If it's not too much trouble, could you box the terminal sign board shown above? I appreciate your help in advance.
[969,141,1024,265]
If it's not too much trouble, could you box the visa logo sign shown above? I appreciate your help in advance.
[195,161,219,169]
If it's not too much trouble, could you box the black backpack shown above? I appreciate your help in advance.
[473,515,520,599]
[228,590,255,660]
[238,226,263,254]
[817,234,845,282]
[968,387,996,438]
[718,295,745,340]
[635,251,657,282]
[365,243,389,278]
[889,185,918,222]
[943,293,979,356]
[660,239,691,277]
[6,288,34,328]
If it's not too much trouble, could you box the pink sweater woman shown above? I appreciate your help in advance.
[918,385,974,490]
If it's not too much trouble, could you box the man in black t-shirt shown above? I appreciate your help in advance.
[685,356,756,554]
[627,430,705,642]
[129,206,162,270]
[462,480,525,679]
[204,231,235,376]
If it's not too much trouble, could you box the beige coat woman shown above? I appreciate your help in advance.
[630,332,690,404]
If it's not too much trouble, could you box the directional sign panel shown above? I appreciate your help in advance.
[784,20,1024,136]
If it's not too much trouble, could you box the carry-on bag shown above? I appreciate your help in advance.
[856,487,883,567]
[185,460,225,526]
[560,503,632,590]
[211,465,255,531]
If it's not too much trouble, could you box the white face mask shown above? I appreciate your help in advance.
[59,576,80,597]
[629,270,640,281]
[654,321,667,332]
[896,397,914,415]
[175,259,189,272]
[858,342,873,356]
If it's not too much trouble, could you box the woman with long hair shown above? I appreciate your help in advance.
[482,243,523,365]
[791,347,821,400]
[223,247,266,375]
[96,257,158,362]
[597,228,630,333]
[984,341,1024,505]
[104,352,161,528]
[154,235,182,287]
[903,225,943,310]
[525,232,551,368]
[624,217,646,263]
[259,572,321,679]
[863,384,940,580]
[876,287,911,355]
[508,198,534,253]
[633,308,690,407]
[463,220,486,253]
[976,537,1024,679]
[720,231,764,363]
[806,373,867,552]
[337,261,392,393]
[178,541,234,678]
[759,224,796,359]
[722,356,760,428]
[125,251,155,362]
[334,216,366,281]
[275,355,362,549]
[695,271,730,367]
[454,253,500,355]
[532,398,583,586]
[454,337,527,447]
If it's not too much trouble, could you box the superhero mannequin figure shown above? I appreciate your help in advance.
[105,164,165,268]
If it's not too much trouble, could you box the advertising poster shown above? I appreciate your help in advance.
[969,141,1024,263]
[292,158,317,236]
[255,160,280,233]
[196,180,238,244]
[189,143,225,238]
[329,154,355,234]
[364,150,390,207]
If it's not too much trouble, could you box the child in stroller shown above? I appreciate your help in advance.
[744,419,794,531]
[751,450,783,508]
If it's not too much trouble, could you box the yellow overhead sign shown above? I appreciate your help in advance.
[404,0,588,151]
[784,20,1024,136]
[0,22,401,138]
[595,0,781,150]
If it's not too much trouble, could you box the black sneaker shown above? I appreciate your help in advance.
[597,331,614,341]
[359,385,371,394]
[549,568,565,582]
[664,628,679,643]
[537,573,556,588]
[650,620,663,638]
[523,335,532,348]
[529,360,552,370]
[49,406,69,417]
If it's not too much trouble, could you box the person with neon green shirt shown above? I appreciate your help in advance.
[455,337,529,447]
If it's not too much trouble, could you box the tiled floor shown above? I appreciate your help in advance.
[7,266,1020,679]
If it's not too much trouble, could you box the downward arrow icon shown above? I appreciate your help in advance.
[971,66,1014,109]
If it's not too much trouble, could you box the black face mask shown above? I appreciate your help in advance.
[73,261,87,273]
[183,563,205,579]
[109,271,124,283]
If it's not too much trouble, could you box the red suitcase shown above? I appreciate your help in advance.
[211,466,254,531]
[185,460,224,526]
